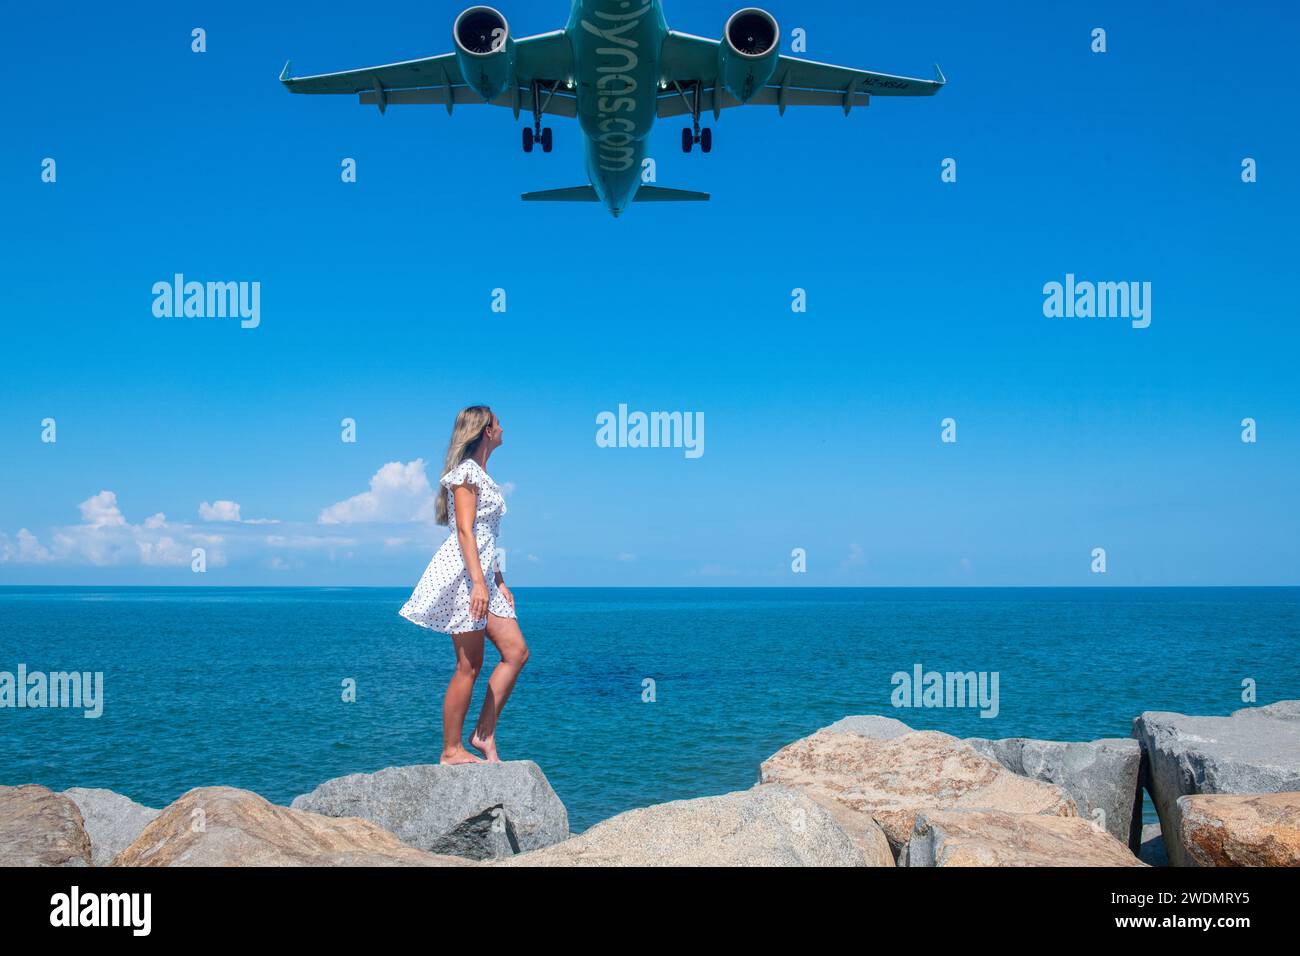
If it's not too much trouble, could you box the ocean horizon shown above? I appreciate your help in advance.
[3,585,1297,832]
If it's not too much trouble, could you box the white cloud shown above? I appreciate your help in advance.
[1,459,449,574]
[319,460,436,525]
[197,500,279,524]
[199,500,243,522]
[0,492,223,569]
[0,529,54,564]
[134,536,192,567]
[80,491,127,528]
[265,534,358,550]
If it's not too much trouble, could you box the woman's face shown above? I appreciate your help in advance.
[486,414,503,449]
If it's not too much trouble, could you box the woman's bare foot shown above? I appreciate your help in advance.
[469,730,501,763]
[440,746,484,765]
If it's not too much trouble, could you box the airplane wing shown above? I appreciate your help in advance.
[657,31,944,118]
[280,31,576,116]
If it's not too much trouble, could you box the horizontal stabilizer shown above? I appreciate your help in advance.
[521,186,599,202]
[633,186,710,202]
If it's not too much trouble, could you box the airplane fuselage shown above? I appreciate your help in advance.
[283,2,944,217]
[566,0,668,217]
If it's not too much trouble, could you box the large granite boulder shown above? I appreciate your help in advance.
[1133,700,1300,866]
[113,787,466,866]
[504,784,872,866]
[62,788,160,867]
[965,737,1142,851]
[0,785,92,867]
[291,762,568,860]
[1247,699,1300,721]
[1176,792,1300,867]
[759,729,1078,858]
[819,715,913,739]
[815,715,1143,851]
[905,809,1147,867]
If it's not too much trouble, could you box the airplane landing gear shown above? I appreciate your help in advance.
[524,80,556,154]
[675,81,712,153]
[681,124,712,153]
[524,127,553,153]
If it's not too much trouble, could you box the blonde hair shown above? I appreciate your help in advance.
[435,405,494,526]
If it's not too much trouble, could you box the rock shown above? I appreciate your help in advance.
[905,809,1147,867]
[760,729,1078,858]
[291,762,567,860]
[431,806,520,860]
[62,788,160,867]
[1133,701,1300,866]
[1250,699,1300,721]
[504,785,871,866]
[781,792,896,866]
[1139,823,1168,867]
[0,785,92,867]
[1177,793,1300,867]
[112,787,466,866]
[966,737,1142,851]
[818,715,1142,851]
[819,715,914,740]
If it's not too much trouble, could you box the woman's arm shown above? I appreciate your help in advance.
[494,561,514,609]
[453,483,490,620]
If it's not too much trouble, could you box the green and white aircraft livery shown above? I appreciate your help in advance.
[282,2,945,218]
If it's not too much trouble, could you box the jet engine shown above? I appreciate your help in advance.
[718,8,780,103]
[453,6,516,101]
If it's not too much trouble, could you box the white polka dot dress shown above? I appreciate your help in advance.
[399,458,515,634]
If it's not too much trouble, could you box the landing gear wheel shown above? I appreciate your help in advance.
[682,127,694,153]
[523,127,534,153]
[700,127,712,153]
[540,127,553,153]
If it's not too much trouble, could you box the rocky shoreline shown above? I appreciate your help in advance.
[4,700,1297,867]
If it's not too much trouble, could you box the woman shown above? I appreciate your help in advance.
[399,405,529,765]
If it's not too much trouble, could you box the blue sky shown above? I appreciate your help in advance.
[1,0,1297,586]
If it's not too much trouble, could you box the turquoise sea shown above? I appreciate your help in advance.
[2,587,1297,831]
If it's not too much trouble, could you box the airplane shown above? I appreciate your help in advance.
[281,3,945,218]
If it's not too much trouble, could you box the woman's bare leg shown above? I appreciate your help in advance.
[442,631,486,765]
[470,614,530,762]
